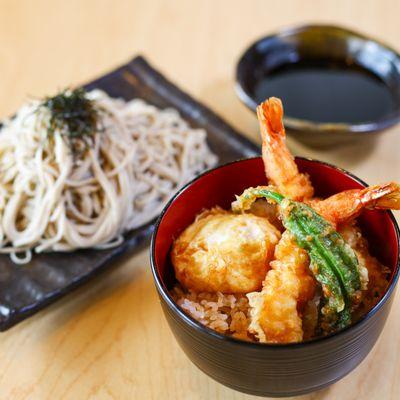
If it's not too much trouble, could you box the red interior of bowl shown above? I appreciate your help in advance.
[153,157,399,291]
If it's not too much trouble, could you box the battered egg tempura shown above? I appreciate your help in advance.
[172,207,280,293]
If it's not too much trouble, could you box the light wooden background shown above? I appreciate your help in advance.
[0,1,399,399]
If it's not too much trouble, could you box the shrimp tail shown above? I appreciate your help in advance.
[257,98,314,201]
[361,182,400,210]
[257,97,285,138]
[311,182,400,226]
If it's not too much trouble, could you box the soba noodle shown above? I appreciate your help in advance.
[0,90,217,264]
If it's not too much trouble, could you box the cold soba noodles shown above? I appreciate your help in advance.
[0,89,217,263]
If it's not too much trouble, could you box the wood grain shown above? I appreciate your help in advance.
[0,0,399,399]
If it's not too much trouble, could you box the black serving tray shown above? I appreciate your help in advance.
[0,56,259,331]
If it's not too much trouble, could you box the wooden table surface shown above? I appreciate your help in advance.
[0,1,400,399]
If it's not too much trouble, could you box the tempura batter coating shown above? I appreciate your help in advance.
[247,231,315,343]
[171,208,281,293]
[257,98,314,201]
[339,222,389,310]
[310,182,400,228]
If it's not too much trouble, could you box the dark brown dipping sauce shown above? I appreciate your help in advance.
[254,62,396,124]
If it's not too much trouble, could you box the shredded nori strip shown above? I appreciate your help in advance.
[38,88,102,157]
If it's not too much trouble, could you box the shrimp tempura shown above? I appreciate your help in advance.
[310,182,400,227]
[257,98,314,201]
[247,231,315,343]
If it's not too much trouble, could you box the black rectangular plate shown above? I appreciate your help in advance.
[0,56,259,331]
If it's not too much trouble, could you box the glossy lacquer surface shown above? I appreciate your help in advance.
[151,157,400,397]
[0,56,259,331]
[236,25,400,146]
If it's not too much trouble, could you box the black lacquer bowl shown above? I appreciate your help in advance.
[236,25,400,146]
[150,157,400,397]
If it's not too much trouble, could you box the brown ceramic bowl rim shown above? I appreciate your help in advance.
[150,156,400,348]
[235,24,400,135]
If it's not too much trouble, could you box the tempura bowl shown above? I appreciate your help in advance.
[150,157,400,397]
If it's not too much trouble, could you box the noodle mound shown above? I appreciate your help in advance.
[0,90,217,263]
